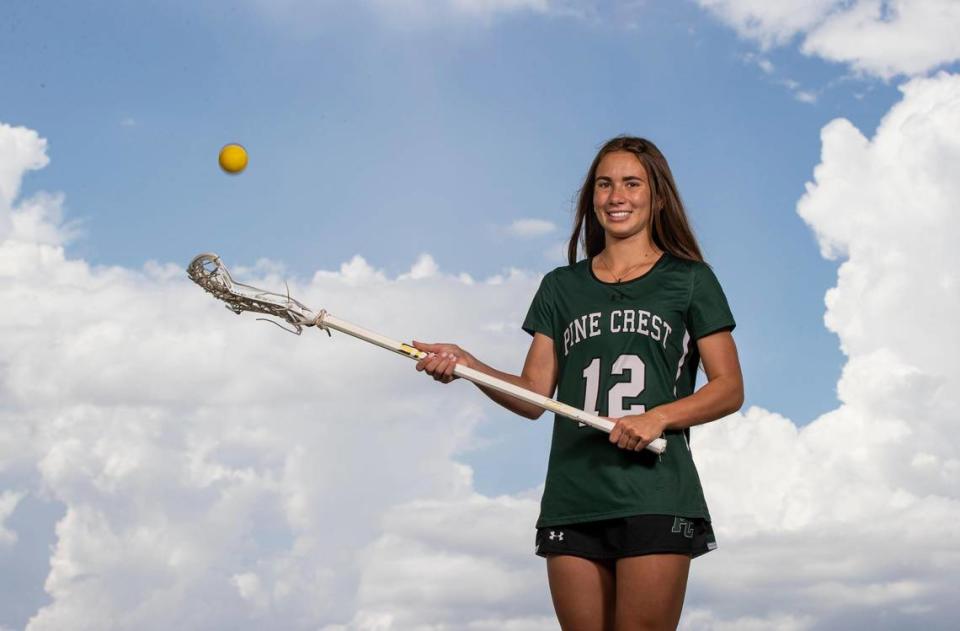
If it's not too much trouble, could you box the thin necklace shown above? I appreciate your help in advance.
[597,249,661,283]
[597,249,661,302]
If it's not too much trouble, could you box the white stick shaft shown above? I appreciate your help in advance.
[318,312,667,455]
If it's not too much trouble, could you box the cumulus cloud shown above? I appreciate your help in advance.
[697,0,837,47]
[697,0,960,79]
[0,491,25,545]
[677,72,960,628]
[0,123,49,240]
[0,122,549,629]
[5,70,960,628]
[505,218,557,238]
[680,610,814,631]
[340,492,555,630]
[397,252,439,279]
[271,72,960,630]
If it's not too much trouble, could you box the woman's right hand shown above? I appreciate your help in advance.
[412,340,476,384]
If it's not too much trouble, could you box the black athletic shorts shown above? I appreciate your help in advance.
[535,515,717,560]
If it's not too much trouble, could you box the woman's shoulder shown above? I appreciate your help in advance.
[665,255,731,304]
[554,258,591,273]
[662,252,701,269]
[543,259,591,283]
[663,253,716,279]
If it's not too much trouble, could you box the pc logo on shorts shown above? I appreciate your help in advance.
[548,530,565,542]
[671,517,694,539]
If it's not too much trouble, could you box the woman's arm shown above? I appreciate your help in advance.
[609,330,744,451]
[412,332,558,420]
[655,330,744,430]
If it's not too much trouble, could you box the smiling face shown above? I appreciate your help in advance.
[592,150,656,245]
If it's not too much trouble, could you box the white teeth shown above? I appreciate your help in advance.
[608,211,630,218]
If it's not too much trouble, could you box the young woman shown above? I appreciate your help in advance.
[412,136,743,630]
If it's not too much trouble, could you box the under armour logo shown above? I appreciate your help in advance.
[671,518,694,539]
[548,530,565,542]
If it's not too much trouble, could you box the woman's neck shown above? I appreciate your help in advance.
[601,233,661,269]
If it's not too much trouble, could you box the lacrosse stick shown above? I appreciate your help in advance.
[186,253,667,455]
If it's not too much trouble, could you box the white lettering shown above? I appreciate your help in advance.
[588,312,601,338]
[573,315,587,345]
[638,310,650,335]
[561,310,673,355]
[623,309,636,333]
[610,309,622,333]
[650,315,662,342]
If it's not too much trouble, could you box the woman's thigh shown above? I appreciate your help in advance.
[614,553,690,631]
[546,555,616,631]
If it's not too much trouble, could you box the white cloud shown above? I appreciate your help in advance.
[697,0,837,47]
[697,0,960,79]
[313,253,388,286]
[683,71,960,627]
[505,218,557,238]
[343,493,554,630]
[0,121,547,629]
[0,490,25,545]
[0,123,49,240]
[802,0,960,79]
[308,72,960,630]
[398,252,440,279]
[4,68,960,627]
[680,610,815,631]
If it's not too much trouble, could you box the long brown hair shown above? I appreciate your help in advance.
[566,136,704,265]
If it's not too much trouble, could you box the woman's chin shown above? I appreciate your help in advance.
[603,224,645,240]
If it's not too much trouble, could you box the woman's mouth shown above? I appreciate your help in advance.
[605,210,632,222]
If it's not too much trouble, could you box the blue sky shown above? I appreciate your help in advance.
[1,0,921,497]
[3,1,960,629]
[2,0,903,441]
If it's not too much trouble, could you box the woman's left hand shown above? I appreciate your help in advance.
[608,410,668,451]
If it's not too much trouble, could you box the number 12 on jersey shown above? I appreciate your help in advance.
[581,354,647,422]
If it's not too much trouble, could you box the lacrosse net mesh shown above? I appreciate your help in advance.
[186,253,327,335]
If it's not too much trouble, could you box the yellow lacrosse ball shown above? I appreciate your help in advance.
[218,143,248,174]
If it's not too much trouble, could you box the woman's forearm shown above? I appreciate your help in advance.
[654,374,744,431]
[465,358,547,420]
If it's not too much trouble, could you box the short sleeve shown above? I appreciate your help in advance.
[688,263,736,340]
[522,272,556,339]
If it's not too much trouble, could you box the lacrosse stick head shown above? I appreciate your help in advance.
[187,253,321,334]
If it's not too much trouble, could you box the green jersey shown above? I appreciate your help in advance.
[522,253,735,527]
